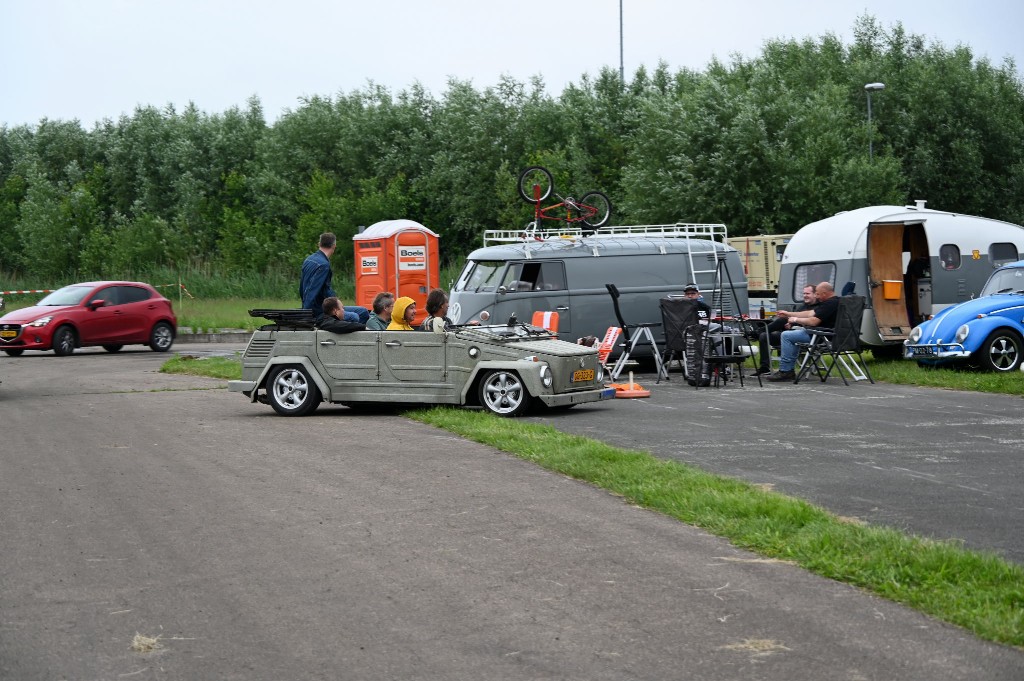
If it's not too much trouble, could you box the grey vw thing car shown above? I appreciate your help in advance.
[228,310,615,417]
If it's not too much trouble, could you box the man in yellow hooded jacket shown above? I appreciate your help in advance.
[387,297,417,331]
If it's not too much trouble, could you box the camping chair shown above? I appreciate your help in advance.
[794,295,875,385]
[659,296,699,375]
[605,283,668,383]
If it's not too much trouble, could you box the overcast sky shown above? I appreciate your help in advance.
[2,1,1022,128]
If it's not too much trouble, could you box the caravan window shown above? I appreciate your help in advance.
[455,260,506,293]
[939,244,961,270]
[793,262,835,299]
[501,261,567,292]
[989,243,1019,267]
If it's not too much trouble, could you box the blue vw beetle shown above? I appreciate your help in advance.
[904,260,1024,371]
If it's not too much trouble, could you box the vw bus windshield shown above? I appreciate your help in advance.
[454,260,506,293]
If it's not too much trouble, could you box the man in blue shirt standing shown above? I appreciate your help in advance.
[299,232,369,323]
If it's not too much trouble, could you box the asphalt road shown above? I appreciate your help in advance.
[1,343,1022,680]
[525,367,1024,564]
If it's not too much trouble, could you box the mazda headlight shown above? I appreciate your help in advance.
[955,324,970,343]
[907,326,923,344]
[29,315,54,327]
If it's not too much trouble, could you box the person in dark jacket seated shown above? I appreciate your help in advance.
[317,296,366,333]
[750,284,817,376]
[766,282,840,382]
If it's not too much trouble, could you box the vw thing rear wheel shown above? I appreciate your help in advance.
[267,365,322,416]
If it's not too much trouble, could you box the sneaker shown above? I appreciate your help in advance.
[750,366,771,376]
[766,370,796,382]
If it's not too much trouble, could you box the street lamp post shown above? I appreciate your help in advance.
[864,82,885,161]
[619,0,624,84]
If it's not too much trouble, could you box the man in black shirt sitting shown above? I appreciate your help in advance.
[317,296,367,334]
[752,284,817,376]
[766,282,840,382]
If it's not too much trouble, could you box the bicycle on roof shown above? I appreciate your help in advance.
[517,166,612,235]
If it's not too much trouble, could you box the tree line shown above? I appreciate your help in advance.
[2,15,1022,286]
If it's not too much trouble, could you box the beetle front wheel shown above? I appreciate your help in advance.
[478,370,529,417]
[979,329,1023,372]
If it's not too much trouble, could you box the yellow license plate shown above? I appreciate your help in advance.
[0,330,16,339]
[572,369,594,382]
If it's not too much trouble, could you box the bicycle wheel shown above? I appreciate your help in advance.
[580,191,612,228]
[518,166,553,203]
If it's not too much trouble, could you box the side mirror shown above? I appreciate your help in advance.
[497,285,508,294]
[88,299,107,310]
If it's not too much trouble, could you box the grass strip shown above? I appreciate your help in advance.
[160,354,243,380]
[409,407,1024,648]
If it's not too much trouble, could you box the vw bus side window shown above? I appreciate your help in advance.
[501,261,567,293]
[793,263,835,298]
[939,244,961,271]
[455,260,506,292]
[989,243,1019,268]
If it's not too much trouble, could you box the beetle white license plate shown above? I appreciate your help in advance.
[572,369,594,382]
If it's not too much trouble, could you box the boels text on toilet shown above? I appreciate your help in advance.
[399,246,426,270]
[360,256,379,274]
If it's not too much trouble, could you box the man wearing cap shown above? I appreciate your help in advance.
[682,283,713,322]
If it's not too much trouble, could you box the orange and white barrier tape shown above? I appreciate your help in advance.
[152,283,195,299]
[0,289,56,295]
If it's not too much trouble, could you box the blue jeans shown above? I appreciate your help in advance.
[778,328,812,372]
[343,306,370,324]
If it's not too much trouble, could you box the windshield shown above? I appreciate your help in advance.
[459,322,556,342]
[980,267,1024,296]
[454,260,506,293]
[37,285,93,306]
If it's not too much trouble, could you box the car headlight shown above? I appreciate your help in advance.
[29,315,54,327]
[907,326,923,344]
[955,324,970,343]
[539,364,552,387]
[596,364,604,382]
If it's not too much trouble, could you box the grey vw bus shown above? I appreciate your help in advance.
[448,224,748,351]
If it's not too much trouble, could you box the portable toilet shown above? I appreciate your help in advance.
[353,219,440,325]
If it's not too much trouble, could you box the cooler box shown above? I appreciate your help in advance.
[353,220,440,325]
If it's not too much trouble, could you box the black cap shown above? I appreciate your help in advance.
[683,283,699,292]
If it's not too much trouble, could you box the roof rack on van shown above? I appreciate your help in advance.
[483,223,729,246]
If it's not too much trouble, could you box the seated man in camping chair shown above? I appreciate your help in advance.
[766,282,839,382]
[751,284,817,376]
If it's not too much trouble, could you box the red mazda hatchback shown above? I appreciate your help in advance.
[0,281,177,356]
